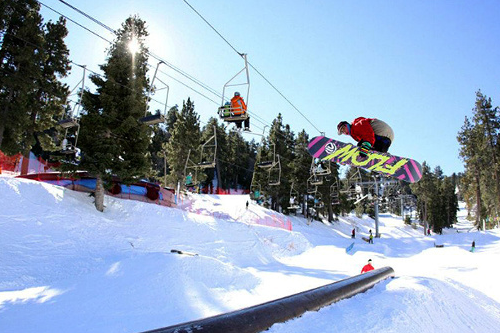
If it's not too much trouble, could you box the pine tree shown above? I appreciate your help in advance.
[224,129,253,191]
[457,94,493,228]
[149,121,169,183]
[411,162,433,234]
[0,1,70,170]
[157,106,179,187]
[472,91,500,221]
[290,130,311,213]
[165,98,200,187]
[78,16,151,212]
[442,174,459,228]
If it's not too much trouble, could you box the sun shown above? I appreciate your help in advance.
[128,37,140,54]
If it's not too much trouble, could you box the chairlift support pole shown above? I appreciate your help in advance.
[141,61,168,125]
[374,178,380,238]
[221,54,250,106]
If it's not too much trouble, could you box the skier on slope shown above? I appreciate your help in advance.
[361,259,374,273]
[337,117,394,157]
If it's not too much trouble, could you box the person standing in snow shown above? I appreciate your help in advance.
[337,117,394,158]
[352,228,356,239]
[361,259,374,273]
[470,240,476,252]
[369,229,374,244]
[246,200,249,210]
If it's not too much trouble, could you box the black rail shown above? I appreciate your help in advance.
[141,266,395,333]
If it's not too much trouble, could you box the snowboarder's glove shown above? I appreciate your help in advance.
[358,141,372,158]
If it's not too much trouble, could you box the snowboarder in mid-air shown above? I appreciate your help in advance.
[337,117,394,157]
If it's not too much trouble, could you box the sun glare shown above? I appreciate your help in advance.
[128,37,140,54]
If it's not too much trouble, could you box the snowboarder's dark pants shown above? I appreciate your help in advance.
[374,135,392,153]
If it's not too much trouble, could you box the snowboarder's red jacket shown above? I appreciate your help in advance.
[361,263,374,274]
[350,117,376,146]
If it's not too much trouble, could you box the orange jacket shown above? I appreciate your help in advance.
[230,96,247,115]
[361,263,374,273]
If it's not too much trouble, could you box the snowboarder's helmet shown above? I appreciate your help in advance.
[337,121,350,135]
[234,91,240,97]
[368,259,372,262]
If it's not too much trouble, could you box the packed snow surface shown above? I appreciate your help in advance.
[1,175,500,332]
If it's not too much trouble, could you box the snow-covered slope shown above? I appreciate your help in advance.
[1,175,500,333]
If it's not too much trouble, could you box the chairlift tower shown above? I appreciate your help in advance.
[356,176,400,238]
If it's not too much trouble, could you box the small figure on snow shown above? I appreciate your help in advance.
[231,92,250,130]
[186,172,193,186]
[361,259,374,273]
[337,117,394,158]
[470,240,476,252]
[427,228,431,236]
[369,229,374,244]
[351,228,356,239]
[246,200,249,210]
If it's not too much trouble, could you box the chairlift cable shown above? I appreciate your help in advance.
[38,1,113,44]
[182,0,323,135]
[182,0,243,57]
[46,0,224,104]
[56,0,116,34]
[41,0,312,148]
[41,0,282,136]
[41,1,221,108]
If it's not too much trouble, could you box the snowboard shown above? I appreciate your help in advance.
[345,242,355,253]
[308,136,422,183]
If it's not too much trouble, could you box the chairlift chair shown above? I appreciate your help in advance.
[312,189,324,209]
[288,182,300,209]
[268,155,281,186]
[58,118,79,129]
[331,193,340,205]
[330,178,340,205]
[183,149,199,190]
[197,126,217,169]
[311,158,331,176]
[58,65,86,154]
[257,143,276,169]
[59,65,86,129]
[140,61,168,125]
[341,169,362,196]
[307,178,318,194]
[310,176,323,186]
[218,54,250,126]
[250,183,262,201]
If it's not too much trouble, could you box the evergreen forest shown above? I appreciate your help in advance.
[2,2,499,232]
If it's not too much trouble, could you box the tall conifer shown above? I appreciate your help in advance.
[78,16,151,212]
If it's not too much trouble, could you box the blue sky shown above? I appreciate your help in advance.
[39,0,500,175]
